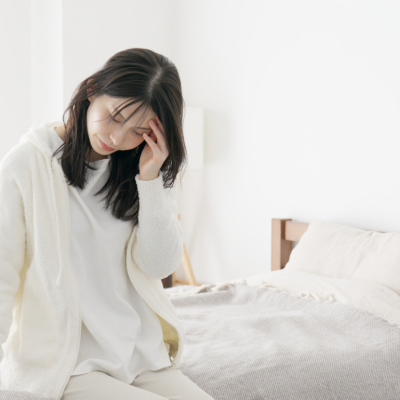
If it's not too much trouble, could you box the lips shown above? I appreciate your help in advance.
[99,137,115,151]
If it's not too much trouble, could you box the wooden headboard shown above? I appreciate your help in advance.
[271,218,309,271]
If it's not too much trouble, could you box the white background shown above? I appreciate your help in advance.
[1,0,400,284]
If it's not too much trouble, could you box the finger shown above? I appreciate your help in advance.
[144,133,169,162]
[147,131,157,143]
[143,133,162,156]
[149,120,167,153]
[155,115,165,135]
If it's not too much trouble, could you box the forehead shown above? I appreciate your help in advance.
[107,97,156,122]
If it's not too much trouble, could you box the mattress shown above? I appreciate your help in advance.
[164,269,400,399]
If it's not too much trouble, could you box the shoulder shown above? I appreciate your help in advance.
[0,141,40,182]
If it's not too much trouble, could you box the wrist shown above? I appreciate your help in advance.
[135,170,168,215]
[139,171,159,181]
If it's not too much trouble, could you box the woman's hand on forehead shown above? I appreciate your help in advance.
[138,115,169,181]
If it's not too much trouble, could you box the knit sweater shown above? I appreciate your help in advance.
[47,125,173,381]
[0,120,186,399]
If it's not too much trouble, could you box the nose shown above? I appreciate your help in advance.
[109,129,125,147]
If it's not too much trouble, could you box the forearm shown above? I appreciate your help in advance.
[133,171,184,280]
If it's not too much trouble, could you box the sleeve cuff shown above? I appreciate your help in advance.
[135,170,169,215]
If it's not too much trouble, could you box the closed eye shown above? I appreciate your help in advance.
[109,114,144,137]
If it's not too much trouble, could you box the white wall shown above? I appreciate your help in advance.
[62,0,174,110]
[31,0,64,127]
[172,0,400,284]
[0,1,31,160]
[2,1,400,285]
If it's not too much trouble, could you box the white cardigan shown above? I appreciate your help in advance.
[0,121,186,399]
[46,127,173,381]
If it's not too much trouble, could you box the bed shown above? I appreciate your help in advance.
[2,218,400,399]
[163,218,400,400]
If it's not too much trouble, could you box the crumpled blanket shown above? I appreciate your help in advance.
[166,280,400,400]
[2,272,400,399]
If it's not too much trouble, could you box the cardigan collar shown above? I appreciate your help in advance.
[19,120,64,159]
[19,120,69,286]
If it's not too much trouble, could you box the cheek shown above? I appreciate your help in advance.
[125,136,145,151]
[87,111,107,136]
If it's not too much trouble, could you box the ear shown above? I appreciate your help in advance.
[87,78,96,103]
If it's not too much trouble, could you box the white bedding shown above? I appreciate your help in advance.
[166,271,400,399]
[168,268,400,328]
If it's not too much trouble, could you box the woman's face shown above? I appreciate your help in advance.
[86,94,157,160]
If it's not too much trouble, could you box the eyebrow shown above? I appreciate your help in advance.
[111,106,152,131]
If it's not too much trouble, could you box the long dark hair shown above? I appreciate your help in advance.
[51,48,187,225]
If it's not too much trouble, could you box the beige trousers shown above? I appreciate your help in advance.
[62,365,215,400]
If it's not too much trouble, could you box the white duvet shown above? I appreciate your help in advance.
[166,271,400,399]
[168,268,400,329]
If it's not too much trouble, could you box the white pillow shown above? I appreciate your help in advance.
[284,220,400,296]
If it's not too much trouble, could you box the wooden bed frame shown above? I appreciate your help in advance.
[171,217,311,288]
[271,218,309,271]
[167,217,386,288]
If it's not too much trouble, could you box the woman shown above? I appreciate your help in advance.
[0,48,214,400]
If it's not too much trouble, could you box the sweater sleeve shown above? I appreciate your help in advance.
[132,170,184,280]
[0,162,26,362]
